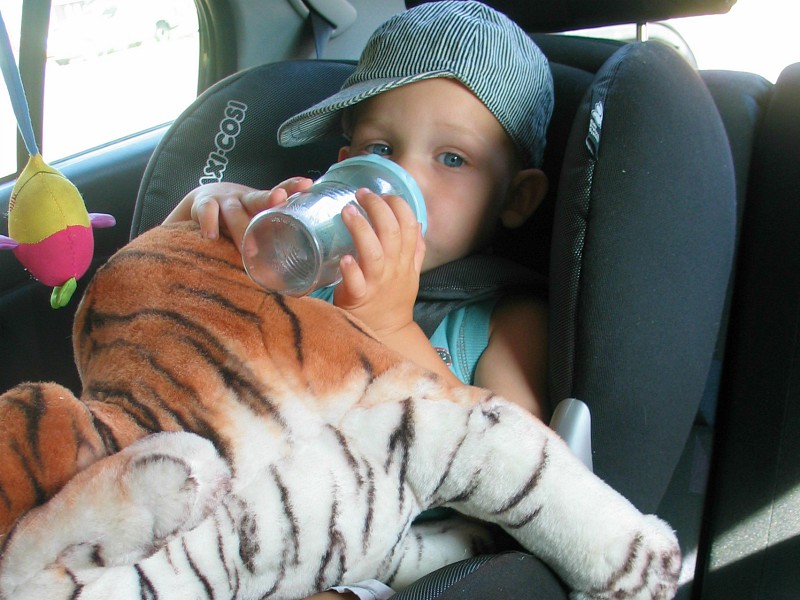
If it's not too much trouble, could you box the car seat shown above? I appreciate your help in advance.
[131,59,355,233]
[133,42,736,600]
[548,40,736,513]
[396,39,737,600]
[550,41,740,600]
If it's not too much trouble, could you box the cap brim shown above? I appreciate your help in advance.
[277,69,455,147]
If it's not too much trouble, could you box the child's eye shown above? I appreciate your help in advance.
[364,143,392,157]
[438,152,465,168]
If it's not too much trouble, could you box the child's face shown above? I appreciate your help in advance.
[340,78,527,273]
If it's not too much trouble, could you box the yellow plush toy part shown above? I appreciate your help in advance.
[0,10,114,308]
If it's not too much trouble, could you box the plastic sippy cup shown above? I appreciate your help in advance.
[242,155,426,296]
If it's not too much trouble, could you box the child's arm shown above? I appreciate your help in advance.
[335,189,463,387]
[474,296,549,420]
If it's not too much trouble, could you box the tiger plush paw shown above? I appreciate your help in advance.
[0,432,230,595]
[565,514,680,600]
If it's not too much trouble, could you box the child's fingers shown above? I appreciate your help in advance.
[218,194,258,251]
[238,190,272,215]
[383,194,424,268]
[357,190,403,260]
[335,254,368,307]
[272,177,313,204]
[192,197,221,239]
[413,224,426,272]
[342,202,386,283]
[264,187,289,210]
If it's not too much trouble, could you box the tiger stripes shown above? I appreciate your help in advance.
[0,223,680,599]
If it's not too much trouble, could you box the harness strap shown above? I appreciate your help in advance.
[414,254,547,338]
[309,10,335,59]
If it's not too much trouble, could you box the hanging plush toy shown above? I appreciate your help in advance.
[0,10,114,308]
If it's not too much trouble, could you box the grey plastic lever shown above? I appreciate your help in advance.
[549,398,593,471]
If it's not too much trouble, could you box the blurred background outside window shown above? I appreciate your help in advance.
[0,0,199,177]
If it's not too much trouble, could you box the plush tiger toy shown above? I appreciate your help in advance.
[0,222,680,600]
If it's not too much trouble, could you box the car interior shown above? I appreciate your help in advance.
[1,0,798,598]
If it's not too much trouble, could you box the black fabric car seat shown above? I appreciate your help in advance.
[132,60,355,236]
[549,40,736,514]
[133,41,737,598]
[395,40,738,600]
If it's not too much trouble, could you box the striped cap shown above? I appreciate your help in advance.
[277,1,553,167]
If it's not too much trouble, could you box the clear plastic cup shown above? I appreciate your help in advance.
[242,155,426,296]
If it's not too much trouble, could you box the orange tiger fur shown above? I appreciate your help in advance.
[0,383,105,532]
[0,221,401,534]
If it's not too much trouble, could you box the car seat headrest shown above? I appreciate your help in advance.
[132,60,355,238]
[549,41,737,511]
[131,55,591,277]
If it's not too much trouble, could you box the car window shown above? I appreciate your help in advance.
[0,0,199,179]
[661,0,798,83]
[563,0,798,84]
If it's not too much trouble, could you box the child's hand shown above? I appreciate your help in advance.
[334,189,425,337]
[163,177,313,251]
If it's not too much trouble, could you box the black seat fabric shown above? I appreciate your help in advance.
[549,41,737,514]
[393,552,567,600]
[701,70,773,230]
[493,61,599,276]
[132,60,355,237]
[371,41,741,600]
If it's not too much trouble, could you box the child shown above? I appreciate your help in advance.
[166,3,553,594]
[167,0,553,419]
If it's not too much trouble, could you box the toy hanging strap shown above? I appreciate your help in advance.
[0,9,39,156]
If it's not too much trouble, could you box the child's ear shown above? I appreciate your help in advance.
[337,146,352,162]
[501,168,548,229]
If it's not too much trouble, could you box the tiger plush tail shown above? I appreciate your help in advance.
[0,382,108,536]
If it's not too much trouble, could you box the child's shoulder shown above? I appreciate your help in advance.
[478,294,549,418]
[490,293,548,333]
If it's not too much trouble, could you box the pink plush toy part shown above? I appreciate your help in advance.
[0,10,114,308]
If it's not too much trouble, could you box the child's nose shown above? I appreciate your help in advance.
[397,164,430,207]
[391,155,426,191]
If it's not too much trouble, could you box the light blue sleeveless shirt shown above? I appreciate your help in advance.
[310,287,496,385]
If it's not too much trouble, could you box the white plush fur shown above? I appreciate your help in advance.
[0,366,680,600]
